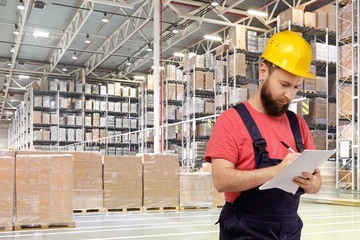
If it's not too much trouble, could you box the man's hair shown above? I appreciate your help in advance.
[261,58,277,76]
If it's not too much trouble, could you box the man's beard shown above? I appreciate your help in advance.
[260,78,290,117]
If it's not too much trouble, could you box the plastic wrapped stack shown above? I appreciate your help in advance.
[201,163,225,207]
[180,172,212,208]
[0,153,15,230]
[72,152,103,210]
[103,156,142,209]
[142,154,179,208]
[16,154,73,226]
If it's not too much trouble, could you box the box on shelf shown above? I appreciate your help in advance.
[183,52,197,71]
[122,102,129,113]
[339,44,358,79]
[68,81,75,92]
[228,53,246,78]
[339,3,357,39]
[108,102,115,112]
[114,102,121,112]
[328,103,336,126]
[67,129,75,141]
[75,115,82,126]
[42,113,50,124]
[204,53,214,70]
[115,118,122,128]
[215,44,229,58]
[316,4,336,32]
[247,30,257,52]
[34,130,42,140]
[204,100,215,115]
[75,83,83,93]
[42,130,50,141]
[142,154,179,208]
[131,119,137,129]
[316,76,326,93]
[165,125,177,139]
[197,123,213,137]
[49,81,58,91]
[311,130,326,150]
[85,132,92,141]
[229,87,248,105]
[67,115,75,126]
[204,72,214,91]
[176,84,184,101]
[304,98,327,125]
[100,85,107,95]
[189,55,205,69]
[85,116,92,126]
[92,113,100,126]
[123,87,130,97]
[85,100,92,110]
[165,83,176,101]
[130,103,137,113]
[190,71,205,91]
[114,83,122,96]
[316,11,327,30]
[59,128,66,141]
[146,75,154,90]
[92,129,99,141]
[100,101,107,111]
[165,65,176,80]
[92,84,99,95]
[304,12,316,28]
[93,100,100,111]
[34,96,42,107]
[278,7,304,29]
[100,129,106,139]
[42,96,50,108]
[130,88,137,98]
[122,118,129,128]
[58,81,66,92]
[228,25,246,50]
[75,129,83,141]
[100,117,106,127]
[304,78,316,92]
[107,84,115,95]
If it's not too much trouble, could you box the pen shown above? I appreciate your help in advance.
[280,141,296,153]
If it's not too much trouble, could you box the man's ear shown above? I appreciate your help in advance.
[259,62,268,82]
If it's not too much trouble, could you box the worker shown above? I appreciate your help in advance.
[204,31,321,240]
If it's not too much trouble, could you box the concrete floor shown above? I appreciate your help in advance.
[0,201,359,240]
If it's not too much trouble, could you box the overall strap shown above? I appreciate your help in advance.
[286,110,306,153]
[234,103,268,166]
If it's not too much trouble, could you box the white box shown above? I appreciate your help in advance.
[76,116,82,125]
[130,88,137,98]
[85,116,92,126]
[100,117,106,127]
[75,83,83,93]
[130,103,137,113]
[85,84,92,94]
[59,128,66,141]
[100,101,107,111]
[100,85,107,95]
[76,129,83,141]
[34,97,42,107]
[122,103,129,113]
[116,118,123,128]
[67,129,75,141]
[49,81,58,91]
[42,96,50,108]
[114,102,121,112]
[108,84,115,95]
[108,102,115,112]
[59,81,67,92]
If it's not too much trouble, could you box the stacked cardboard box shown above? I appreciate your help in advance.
[85,115,93,127]
[320,161,336,188]
[304,12,316,28]
[103,156,142,209]
[165,125,177,139]
[189,55,205,69]
[228,25,246,50]
[59,81,67,92]
[215,60,226,83]
[304,78,316,92]
[204,53,214,70]
[304,98,327,125]
[92,113,100,126]
[183,52,197,71]
[204,100,215,115]
[228,53,246,78]
[72,152,103,210]
[278,8,303,29]
[215,44,229,58]
[0,155,15,230]
[316,4,336,32]
[247,30,257,52]
[176,84,184,101]
[316,77,326,93]
[228,87,248,105]
[142,154,179,208]
[339,44,358,78]
[196,123,213,137]
[316,11,327,30]
[165,83,176,101]
[328,103,336,126]
[16,154,73,225]
[311,43,336,62]
[165,65,176,80]
[339,3,357,39]
[190,71,205,90]
[311,130,326,150]
[204,72,214,91]
[180,172,212,207]
[33,111,42,124]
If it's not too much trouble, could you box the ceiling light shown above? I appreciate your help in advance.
[111,73,116,77]
[211,1,219,7]
[134,76,145,80]
[204,35,222,41]
[126,58,132,66]
[173,52,184,57]
[13,24,20,35]
[19,75,30,79]
[146,43,152,52]
[33,30,49,38]
[102,12,109,23]
[62,66,67,72]
[10,46,15,53]
[172,27,179,34]
[247,9,268,17]
[151,66,165,70]
[7,63,12,66]
[5,75,9,77]
[17,0,25,10]
[85,33,91,44]
[72,52,78,60]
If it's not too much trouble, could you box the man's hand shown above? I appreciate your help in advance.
[292,168,322,194]
[275,153,301,173]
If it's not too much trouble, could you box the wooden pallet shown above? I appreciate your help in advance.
[180,206,212,211]
[0,226,12,232]
[14,222,75,231]
[213,205,224,209]
[103,207,142,213]
[142,206,179,211]
[73,209,106,214]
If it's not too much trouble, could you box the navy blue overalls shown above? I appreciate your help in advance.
[217,103,306,240]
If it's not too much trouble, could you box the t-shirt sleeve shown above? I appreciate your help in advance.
[204,111,240,164]
[297,115,315,150]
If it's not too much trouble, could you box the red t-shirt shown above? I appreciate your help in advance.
[204,101,315,203]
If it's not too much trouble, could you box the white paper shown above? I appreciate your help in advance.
[259,149,336,194]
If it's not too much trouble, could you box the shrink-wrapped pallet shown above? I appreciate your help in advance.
[228,53,246,78]
[311,130,326,150]
[204,72,214,91]
[229,87,248,105]
[0,155,15,230]
[107,84,115,95]
[165,83,176,101]
[42,113,50,124]
[190,71,205,90]
[75,83,82,93]
[49,81,58,91]
[92,113,100,126]
[67,129,75,142]
[58,81,67,92]
[316,11,327,30]
[34,96,42,107]
[75,129,83,141]
[142,154,179,208]
[114,83,122,96]
[316,76,326,93]
[123,87,130,97]
[204,100,215,115]
[146,75,154,90]
[115,118,122,128]
[68,82,74,92]
[75,116,82,126]
[201,163,225,207]
[103,156,143,209]
[72,152,103,210]
[34,130,42,140]
[189,55,205,69]
[43,130,50,141]
[304,98,327,125]
[33,111,42,124]
[339,44,358,78]
[130,119,137,129]
[108,102,115,112]
[122,102,129,113]
[84,84,92,94]
[304,12,316,28]
[176,84,184,101]
[16,154,73,225]
[176,69,183,81]
[100,85,107,95]
[165,65,176,80]
[204,52,214,70]
[114,102,121,112]
[278,7,303,29]
[92,84,99,95]
[130,103,137,113]
[180,172,212,207]
[316,4,336,32]
[228,25,246,50]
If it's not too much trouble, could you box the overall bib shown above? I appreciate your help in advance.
[217,103,306,240]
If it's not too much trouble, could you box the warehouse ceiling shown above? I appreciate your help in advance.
[0,0,333,124]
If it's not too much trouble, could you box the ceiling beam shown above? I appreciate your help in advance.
[49,1,94,71]
[88,0,134,9]
[85,0,154,75]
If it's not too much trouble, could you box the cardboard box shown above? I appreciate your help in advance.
[42,130,50,141]
[328,103,336,126]
[204,100,215,115]
[68,81,75,92]
[204,72,214,91]
[304,98,327,125]
[304,78,316,92]
[142,154,179,208]
[114,83,122,96]
[165,83,176,101]
[189,55,205,69]
[317,4,336,32]
[33,111,42,124]
[108,84,115,95]
[215,45,229,58]
[316,76,326,93]
[176,84,184,101]
[165,65,176,80]
[103,156,143,209]
[190,71,205,90]
[304,12,316,28]
[311,130,326,150]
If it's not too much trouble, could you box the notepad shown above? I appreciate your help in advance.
[259,149,336,194]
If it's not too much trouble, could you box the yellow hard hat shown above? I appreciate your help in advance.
[260,31,316,79]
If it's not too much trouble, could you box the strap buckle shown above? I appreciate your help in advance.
[253,139,268,156]
[296,142,305,153]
